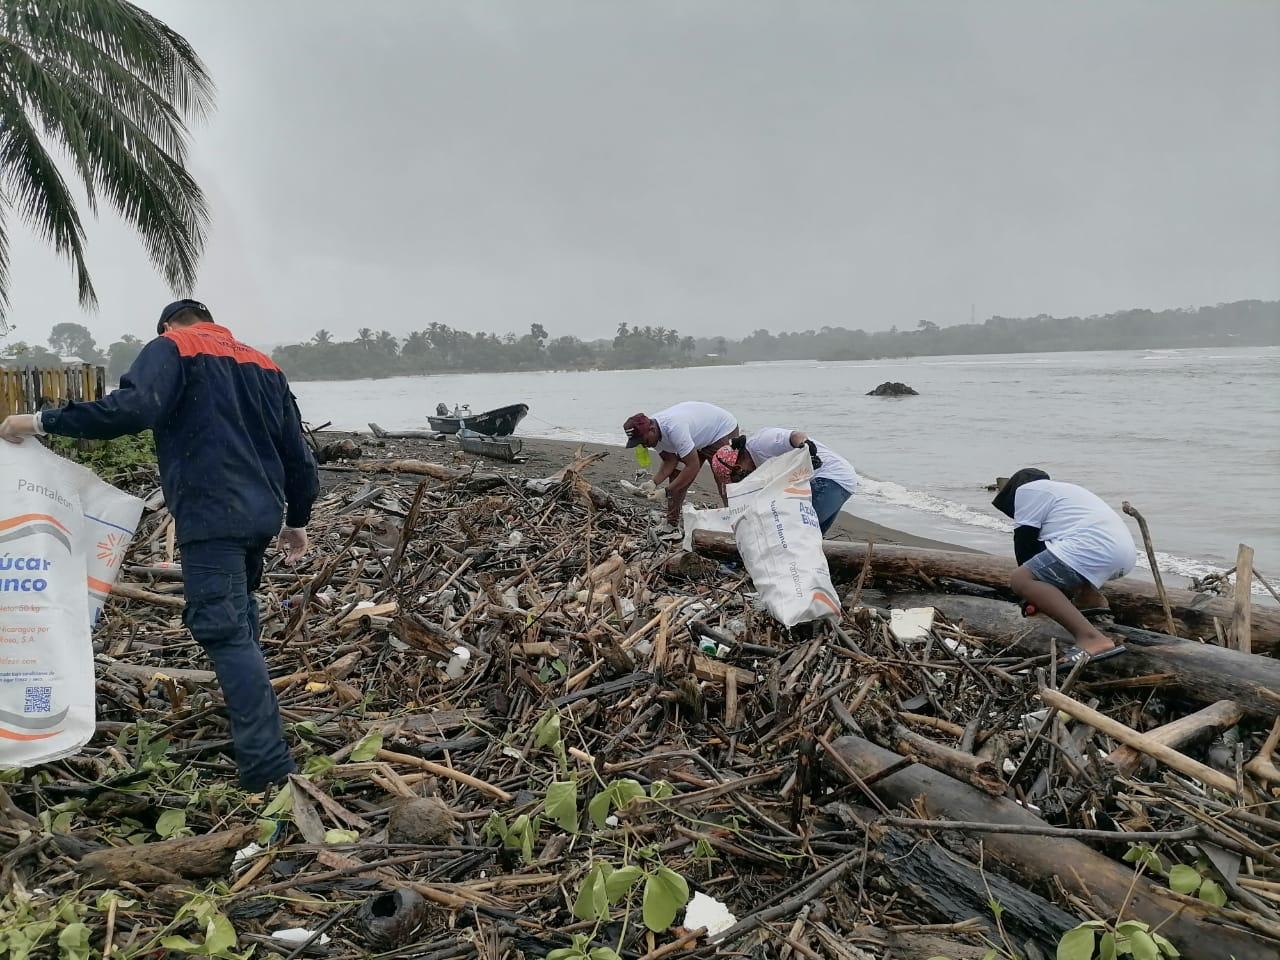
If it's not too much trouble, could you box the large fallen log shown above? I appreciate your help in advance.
[691,532,1280,652]
[886,591,1280,717]
[79,824,256,885]
[826,735,1277,960]
[868,822,1080,955]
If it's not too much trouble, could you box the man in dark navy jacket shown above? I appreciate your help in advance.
[1,300,319,791]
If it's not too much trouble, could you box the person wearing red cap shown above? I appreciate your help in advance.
[623,401,738,524]
[711,428,858,536]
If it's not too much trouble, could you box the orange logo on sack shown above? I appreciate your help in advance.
[96,532,127,569]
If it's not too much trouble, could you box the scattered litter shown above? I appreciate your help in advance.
[4,430,1271,959]
[233,842,263,867]
[685,891,738,937]
[271,928,332,946]
[444,646,471,680]
[889,607,936,641]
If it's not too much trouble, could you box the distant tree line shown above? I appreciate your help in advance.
[272,300,1279,378]
[711,300,1279,363]
[1,300,1275,382]
[269,322,707,380]
[0,322,145,382]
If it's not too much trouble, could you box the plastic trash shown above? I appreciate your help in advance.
[445,646,471,680]
[272,928,332,946]
[681,503,734,551]
[684,891,738,937]
[888,607,936,641]
[233,842,263,867]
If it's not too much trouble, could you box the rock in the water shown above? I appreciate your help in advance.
[866,381,919,397]
[387,796,457,845]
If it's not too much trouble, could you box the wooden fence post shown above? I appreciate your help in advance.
[0,363,106,417]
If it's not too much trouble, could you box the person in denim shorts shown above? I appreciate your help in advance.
[992,468,1137,665]
[712,428,858,536]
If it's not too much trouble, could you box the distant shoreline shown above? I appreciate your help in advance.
[282,339,1277,382]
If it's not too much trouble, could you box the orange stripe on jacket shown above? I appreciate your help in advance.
[164,323,281,372]
[0,513,72,534]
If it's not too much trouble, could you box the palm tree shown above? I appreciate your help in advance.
[312,329,334,345]
[401,330,428,357]
[355,327,374,350]
[0,1,213,322]
[375,330,399,355]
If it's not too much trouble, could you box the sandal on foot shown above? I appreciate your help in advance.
[1058,643,1127,667]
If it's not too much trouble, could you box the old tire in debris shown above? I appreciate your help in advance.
[866,381,919,396]
[386,796,456,845]
[357,888,429,948]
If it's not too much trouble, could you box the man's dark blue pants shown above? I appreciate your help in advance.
[180,537,294,791]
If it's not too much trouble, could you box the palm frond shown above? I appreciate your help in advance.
[5,0,214,120]
[0,86,96,307]
[0,205,11,321]
[0,0,214,317]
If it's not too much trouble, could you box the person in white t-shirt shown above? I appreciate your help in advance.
[623,401,739,524]
[992,468,1137,665]
[711,428,859,536]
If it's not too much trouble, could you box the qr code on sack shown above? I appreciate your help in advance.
[24,685,52,714]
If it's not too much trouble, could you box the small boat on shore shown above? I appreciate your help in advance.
[458,429,524,463]
[428,402,528,437]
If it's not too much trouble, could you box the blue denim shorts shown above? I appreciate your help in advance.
[1024,549,1088,594]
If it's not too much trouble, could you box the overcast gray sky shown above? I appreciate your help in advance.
[6,0,1279,348]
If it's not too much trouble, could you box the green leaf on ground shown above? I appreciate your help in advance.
[641,866,689,932]
[604,865,644,903]
[572,864,609,922]
[1168,863,1201,895]
[349,731,383,762]
[156,808,187,838]
[1056,925,1096,960]
[544,780,579,832]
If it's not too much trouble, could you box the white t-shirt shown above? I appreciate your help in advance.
[654,402,737,458]
[1013,479,1137,587]
[745,428,859,493]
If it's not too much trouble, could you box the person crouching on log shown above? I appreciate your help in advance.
[992,469,1137,666]
[623,402,739,526]
[711,429,859,537]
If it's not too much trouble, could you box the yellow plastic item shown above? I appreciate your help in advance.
[634,446,651,468]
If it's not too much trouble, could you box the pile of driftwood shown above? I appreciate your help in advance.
[1,435,1278,960]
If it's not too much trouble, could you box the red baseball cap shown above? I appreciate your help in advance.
[711,446,739,486]
[623,413,653,447]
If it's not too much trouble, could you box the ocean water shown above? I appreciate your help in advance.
[292,346,1280,590]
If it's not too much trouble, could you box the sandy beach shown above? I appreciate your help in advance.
[329,429,977,553]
